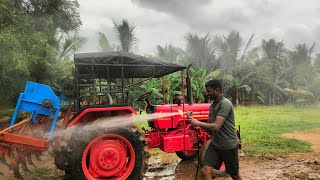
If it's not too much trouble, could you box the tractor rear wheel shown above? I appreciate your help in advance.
[66,127,147,180]
[200,139,226,177]
[175,150,198,161]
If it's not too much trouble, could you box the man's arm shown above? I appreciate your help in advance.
[187,113,225,132]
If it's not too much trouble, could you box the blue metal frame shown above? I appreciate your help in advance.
[10,81,66,139]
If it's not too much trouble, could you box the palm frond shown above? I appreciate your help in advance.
[97,32,113,52]
[240,34,254,61]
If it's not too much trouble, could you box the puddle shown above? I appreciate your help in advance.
[144,149,320,180]
[144,149,201,180]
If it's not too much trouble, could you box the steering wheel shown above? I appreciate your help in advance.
[135,91,153,101]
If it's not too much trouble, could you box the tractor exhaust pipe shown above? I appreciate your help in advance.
[186,65,193,104]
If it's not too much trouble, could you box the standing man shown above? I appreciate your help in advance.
[187,80,242,180]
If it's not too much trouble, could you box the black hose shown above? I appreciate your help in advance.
[195,130,200,180]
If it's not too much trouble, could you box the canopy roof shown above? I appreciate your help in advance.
[74,51,186,78]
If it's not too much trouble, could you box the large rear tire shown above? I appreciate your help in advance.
[66,127,147,180]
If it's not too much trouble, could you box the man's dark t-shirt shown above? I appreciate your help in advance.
[208,96,239,149]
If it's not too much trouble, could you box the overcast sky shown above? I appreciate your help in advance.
[77,0,320,55]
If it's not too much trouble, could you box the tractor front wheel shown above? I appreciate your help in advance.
[67,127,146,180]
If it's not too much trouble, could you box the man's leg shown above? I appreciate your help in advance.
[202,165,214,180]
[220,145,241,180]
[202,142,222,180]
[231,175,242,180]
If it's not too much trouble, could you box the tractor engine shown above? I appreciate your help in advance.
[159,128,197,152]
[144,103,211,157]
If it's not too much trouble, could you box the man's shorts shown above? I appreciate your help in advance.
[202,143,239,177]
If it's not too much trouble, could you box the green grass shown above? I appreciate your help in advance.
[30,167,51,176]
[134,111,150,130]
[0,108,14,118]
[236,104,320,155]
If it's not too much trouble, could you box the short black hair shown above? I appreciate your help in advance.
[205,79,222,91]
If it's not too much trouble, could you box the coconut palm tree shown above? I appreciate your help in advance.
[97,32,113,52]
[185,33,216,72]
[113,19,138,52]
[213,31,254,70]
[288,43,315,90]
[290,43,315,66]
[256,38,288,105]
[261,38,285,60]
[212,31,254,105]
[59,33,87,61]
[189,69,207,102]
[156,44,184,64]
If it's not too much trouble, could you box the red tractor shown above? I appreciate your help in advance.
[0,52,227,179]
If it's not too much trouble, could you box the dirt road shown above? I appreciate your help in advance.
[145,128,320,180]
[0,128,319,180]
[145,150,320,180]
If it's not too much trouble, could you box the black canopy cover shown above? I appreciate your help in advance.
[74,52,186,78]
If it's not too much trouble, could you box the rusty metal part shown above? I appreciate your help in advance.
[0,154,9,166]
[27,154,36,167]
[0,104,73,178]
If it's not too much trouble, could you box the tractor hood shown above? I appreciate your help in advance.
[152,103,211,129]
[74,52,186,78]
[156,103,210,118]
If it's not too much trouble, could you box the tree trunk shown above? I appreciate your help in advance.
[268,91,272,105]
[272,91,275,105]
[236,90,239,106]
[231,92,237,106]
[242,91,245,105]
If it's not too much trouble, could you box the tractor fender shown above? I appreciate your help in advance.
[67,106,137,127]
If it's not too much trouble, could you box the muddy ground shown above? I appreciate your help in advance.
[0,128,319,180]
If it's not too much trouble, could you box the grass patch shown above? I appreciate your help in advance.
[0,109,14,118]
[135,120,149,130]
[30,167,51,176]
[134,111,150,130]
[236,104,320,155]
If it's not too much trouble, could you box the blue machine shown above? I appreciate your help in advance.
[10,81,67,139]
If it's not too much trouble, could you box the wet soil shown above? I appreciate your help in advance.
[0,151,64,180]
[0,129,320,179]
[282,128,320,153]
[144,128,320,180]
[144,150,320,180]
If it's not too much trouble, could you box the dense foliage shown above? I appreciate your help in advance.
[1,1,319,107]
[0,0,83,107]
[153,32,320,106]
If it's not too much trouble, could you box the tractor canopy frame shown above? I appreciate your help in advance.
[74,51,189,112]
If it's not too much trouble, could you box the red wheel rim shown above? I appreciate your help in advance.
[82,134,136,180]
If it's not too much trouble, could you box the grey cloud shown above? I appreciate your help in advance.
[78,22,117,53]
[131,0,211,16]
[131,0,283,32]
[282,24,317,49]
[78,0,320,54]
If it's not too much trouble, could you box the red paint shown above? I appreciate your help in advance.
[82,134,135,180]
[153,103,210,129]
[68,106,137,127]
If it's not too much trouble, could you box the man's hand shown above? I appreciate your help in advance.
[189,118,200,127]
[185,111,192,119]
[186,111,199,127]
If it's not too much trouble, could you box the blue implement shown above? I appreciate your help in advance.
[10,81,66,139]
